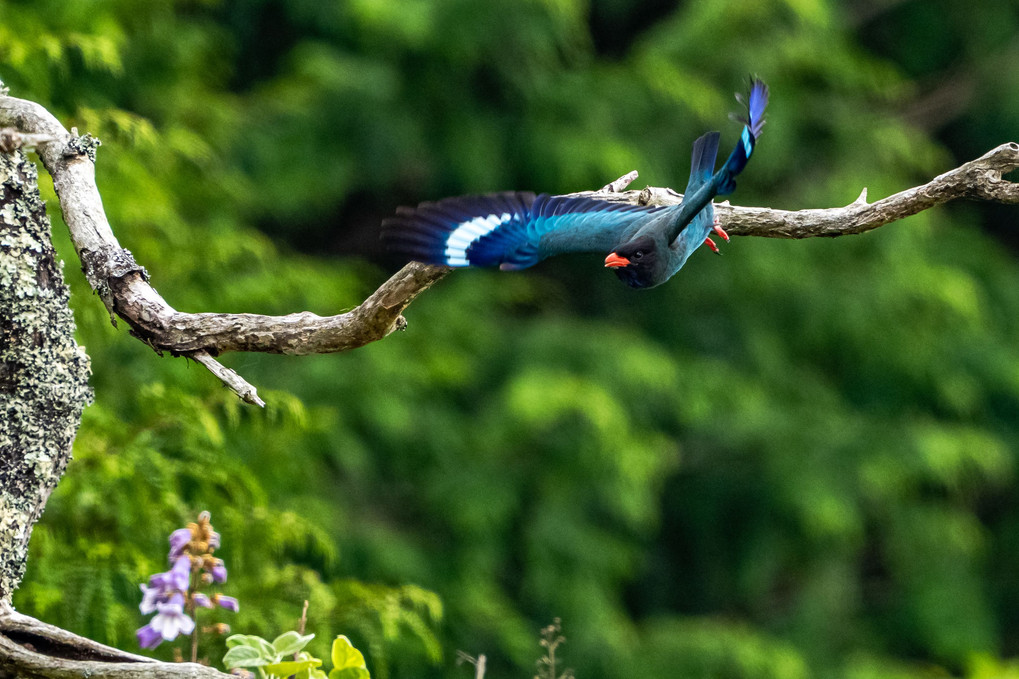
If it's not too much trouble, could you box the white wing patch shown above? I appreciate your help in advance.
[443,212,513,266]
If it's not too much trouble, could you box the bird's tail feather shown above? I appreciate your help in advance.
[716,77,769,195]
[664,78,768,247]
[672,131,722,251]
[684,131,721,195]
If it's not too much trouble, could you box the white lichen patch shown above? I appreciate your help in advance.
[0,496,28,543]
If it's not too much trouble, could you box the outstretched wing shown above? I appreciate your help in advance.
[382,192,666,270]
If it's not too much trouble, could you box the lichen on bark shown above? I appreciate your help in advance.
[0,145,92,605]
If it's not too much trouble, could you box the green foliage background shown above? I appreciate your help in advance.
[4,0,1019,677]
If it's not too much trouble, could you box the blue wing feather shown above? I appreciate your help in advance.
[383,192,665,269]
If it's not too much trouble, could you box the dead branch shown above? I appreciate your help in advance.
[0,95,452,406]
[2,95,1018,406]
[571,142,1019,237]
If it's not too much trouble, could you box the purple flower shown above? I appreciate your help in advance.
[139,584,161,615]
[168,528,192,559]
[140,557,191,615]
[145,558,187,592]
[135,595,195,649]
[149,597,195,643]
[146,571,171,591]
[137,513,237,652]
[168,556,191,590]
[136,623,163,649]
[210,560,227,583]
[215,594,239,612]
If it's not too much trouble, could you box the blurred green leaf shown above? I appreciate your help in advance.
[272,631,317,657]
[331,636,368,671]
[265,658,323,677]
[223,644,270,669]
[330,669,370,679]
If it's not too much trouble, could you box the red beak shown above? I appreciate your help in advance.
[604,253,630,268]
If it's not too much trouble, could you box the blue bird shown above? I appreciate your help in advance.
[382,78,768,289]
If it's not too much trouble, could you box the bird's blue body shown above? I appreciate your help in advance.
[383,78,769,289]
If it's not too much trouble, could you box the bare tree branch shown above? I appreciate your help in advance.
[0,95,453,405]
[2,94,1018,406]
[570,142,1019,238]
[0,604,230,679]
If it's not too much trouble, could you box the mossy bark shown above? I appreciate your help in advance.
[0,145,92,605]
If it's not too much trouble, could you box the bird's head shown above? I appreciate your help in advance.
[604,236,661,289]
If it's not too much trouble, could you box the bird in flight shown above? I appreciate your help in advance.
[383,78,768,289]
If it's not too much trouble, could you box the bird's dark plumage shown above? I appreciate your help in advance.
[382,77,769,289]
[381,192,668,271]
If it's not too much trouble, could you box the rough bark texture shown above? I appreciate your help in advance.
[0,145,92,605]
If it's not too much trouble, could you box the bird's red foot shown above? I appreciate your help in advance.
[705,237,721,255]
[712,217,730,242]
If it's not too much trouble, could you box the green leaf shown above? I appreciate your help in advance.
[328,668,370,679]
[225,633,256,648]
[226,634,277,658]
[264,658,323,677]
[223,645,271,669]
[298,668,328,679]
[272,630,316,656]
[330,635,367,671]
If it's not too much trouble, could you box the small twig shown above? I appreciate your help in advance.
[0,127,58,152]
[297,600,309,636]
[456,651,486,679]
[190,351,265,408]
[599,170,639,193]
[293,599,310,662]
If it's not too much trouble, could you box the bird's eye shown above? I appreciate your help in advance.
[633,250,644,260]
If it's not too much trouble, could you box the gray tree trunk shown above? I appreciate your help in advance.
[0,144,92,605]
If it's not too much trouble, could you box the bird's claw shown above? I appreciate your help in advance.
[712,217,730,242]
[705,217,726,255]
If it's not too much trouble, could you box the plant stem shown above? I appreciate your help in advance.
[294,600,309,661]
[189,569,200,663]
[191,625,198,663]
[297,600,309,635]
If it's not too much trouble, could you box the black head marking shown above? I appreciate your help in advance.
[607,236,660,289]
